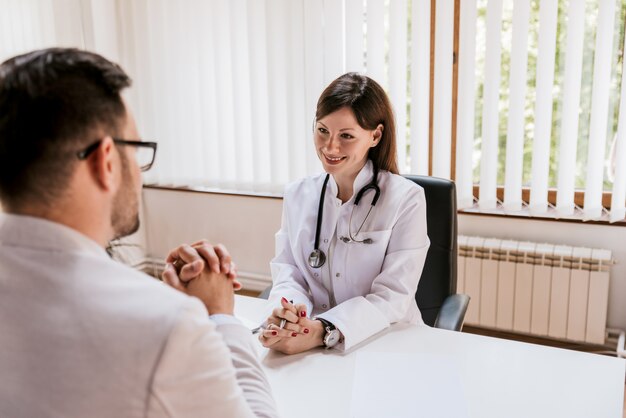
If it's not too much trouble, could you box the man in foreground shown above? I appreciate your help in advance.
[0,48,277,417]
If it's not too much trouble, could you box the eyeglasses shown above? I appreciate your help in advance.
[77,138,158,172]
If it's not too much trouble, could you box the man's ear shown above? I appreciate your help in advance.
[90,137,117,191]
[371,124,384,147]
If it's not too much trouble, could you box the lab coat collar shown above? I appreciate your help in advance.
[0,212,109,258]
[328,159,375,202]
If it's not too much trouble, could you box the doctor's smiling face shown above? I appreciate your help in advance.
[314,106,382,183]
[314,73,399,196]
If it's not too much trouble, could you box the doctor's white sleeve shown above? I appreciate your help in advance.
[316,187,430,351]
[268,199,314,316]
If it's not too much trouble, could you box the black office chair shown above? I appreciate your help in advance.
[259,175,470,331]
[404,175,469,331]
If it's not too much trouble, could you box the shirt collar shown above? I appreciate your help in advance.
[0,213,109,258]
[328,159,375,202]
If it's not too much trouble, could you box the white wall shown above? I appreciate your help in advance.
[143,188,626,331]
[142,188,282,288]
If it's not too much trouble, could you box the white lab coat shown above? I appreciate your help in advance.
[269,160,430,351]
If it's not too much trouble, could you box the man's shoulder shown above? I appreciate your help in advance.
[85,256,199,315]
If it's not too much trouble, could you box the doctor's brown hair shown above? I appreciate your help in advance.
[315,72,398,174]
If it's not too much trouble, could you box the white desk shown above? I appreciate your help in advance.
[235,295,625,418]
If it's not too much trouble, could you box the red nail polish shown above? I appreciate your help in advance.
[292,332,297,337]
[272,331,277,336]
[300,311,306,317]
[304,328,309,334]
[281,297,288,304]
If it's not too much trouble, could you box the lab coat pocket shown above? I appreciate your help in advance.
[345,229,392,291]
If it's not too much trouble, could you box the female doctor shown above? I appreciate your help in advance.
[259,73,430,354]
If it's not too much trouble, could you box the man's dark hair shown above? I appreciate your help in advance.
[0,48,132,209]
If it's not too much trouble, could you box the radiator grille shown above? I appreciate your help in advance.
[458,236,613,344]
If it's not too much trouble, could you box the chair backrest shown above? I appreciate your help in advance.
[403,175,458,327]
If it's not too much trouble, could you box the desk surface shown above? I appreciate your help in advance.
[235,295,625,418]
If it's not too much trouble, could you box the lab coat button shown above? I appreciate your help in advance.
[335,273,340,278]
[324,239,328,243]
[322,304,327,309]
[314,273,319,277]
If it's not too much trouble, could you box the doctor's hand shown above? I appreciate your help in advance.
[162,240,241,290]
[259,298,324,354]
[259,316,325,355]
[264,297,308,333]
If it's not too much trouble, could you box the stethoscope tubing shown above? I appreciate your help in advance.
[314,174,330,251]
[309,164,380,268]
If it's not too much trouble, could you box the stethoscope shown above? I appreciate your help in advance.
[308,164,381,269]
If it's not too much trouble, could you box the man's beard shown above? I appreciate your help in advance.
[111,157,140,240]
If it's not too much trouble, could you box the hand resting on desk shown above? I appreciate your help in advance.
[258,297,326,355]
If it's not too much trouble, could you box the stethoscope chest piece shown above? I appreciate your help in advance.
[308,249,326,268]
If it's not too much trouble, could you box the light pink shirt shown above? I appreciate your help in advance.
[0,213,277,418]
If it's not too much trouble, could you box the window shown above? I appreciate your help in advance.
[2,0,624,222]
[457,0,626,222]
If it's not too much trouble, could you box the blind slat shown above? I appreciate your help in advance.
[503,0,531,212]
[583,0,616,220]
[213,0,238,184]
[40,0,56,48]
[196,0,224,183]
[126,0,155,183]
[529,0,559,214]
[175,2,204,184]
[88,0,120,61]
[366,0,385,86]
[432,0,454,179]
[51,0,84,48]
[555,0,586,217]
[478,0,504,210]
[303,0,325,177]
[389,0,408,172]
[266,0,291,185]
[611,0,626,223]
[409,0,430,176]
[145,0,173,184]
[171,3,198,184]
[288,0,308,182]
[345,0,365,73]
[322,0,343,84]
[230,0,254,184]
[19,0,38,54]
[179,0,207,184]
[455,0,477,208]
[247,0,272,186]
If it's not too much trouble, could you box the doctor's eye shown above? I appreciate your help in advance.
[317,127,329,135]
[340,133,355,139]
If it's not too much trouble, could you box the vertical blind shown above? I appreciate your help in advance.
[121,0,433,193]
[1,0,625,222]
[0,0,432,194]
[456,0,626,222]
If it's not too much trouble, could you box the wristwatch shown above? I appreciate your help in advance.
[318,318,341,349]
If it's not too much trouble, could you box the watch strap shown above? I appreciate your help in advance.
[317,317,335,331]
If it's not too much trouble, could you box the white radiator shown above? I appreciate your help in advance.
[458,236,613,345]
